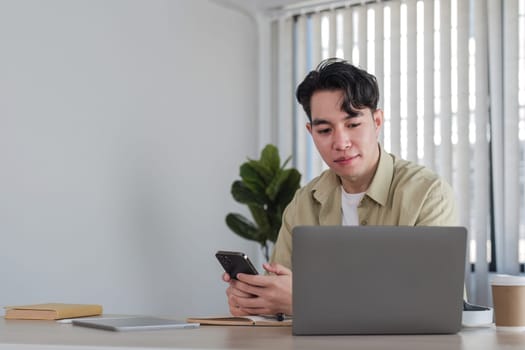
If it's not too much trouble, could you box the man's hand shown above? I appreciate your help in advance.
[223,263,292,316]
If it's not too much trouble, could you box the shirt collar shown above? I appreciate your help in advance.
[311,170,342,225]
[366,145,393,207]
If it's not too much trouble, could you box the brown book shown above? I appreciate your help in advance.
[4,303,103,320]
[186,315,291,327]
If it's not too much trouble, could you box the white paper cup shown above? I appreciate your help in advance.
[491,274,525,331]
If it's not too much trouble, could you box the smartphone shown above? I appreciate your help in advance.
[215,250,259,279]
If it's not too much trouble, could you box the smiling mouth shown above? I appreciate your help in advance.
[334,154,359,163]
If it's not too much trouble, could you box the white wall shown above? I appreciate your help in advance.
[0,0,261,316]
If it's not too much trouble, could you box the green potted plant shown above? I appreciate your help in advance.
[226,144,301,261]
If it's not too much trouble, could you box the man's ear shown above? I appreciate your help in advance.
[306,122,312,135]
[373,109,384,134]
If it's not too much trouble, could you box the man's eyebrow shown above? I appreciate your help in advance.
[310,114,359,126]
[311,118,331,126]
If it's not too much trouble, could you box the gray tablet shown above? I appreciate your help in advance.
[72,316,200,331]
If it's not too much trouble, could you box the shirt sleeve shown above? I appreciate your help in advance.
[269,193,297,269]
[415,178,458,226]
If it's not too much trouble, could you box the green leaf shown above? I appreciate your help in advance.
[231,181,266,206]
[248,205,271,236]
[267,216,283,243]
[275,168,301,206]
[281,155,292,170]
[266,210,283,243]
[240,161,271,191]
[239,161,271,193]
[266,168,295,201]
[225,213,262,242]
[260,144,280,175]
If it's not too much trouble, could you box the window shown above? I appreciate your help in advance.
[265,0,525,305]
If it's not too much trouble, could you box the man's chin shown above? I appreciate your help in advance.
[334,170,360,182]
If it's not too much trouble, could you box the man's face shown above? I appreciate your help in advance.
[306,89,383,193]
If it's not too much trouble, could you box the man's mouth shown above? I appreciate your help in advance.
[334,154,359,164]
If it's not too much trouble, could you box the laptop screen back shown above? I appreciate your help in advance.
[292,226,467,335]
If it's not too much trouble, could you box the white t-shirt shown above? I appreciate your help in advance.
[341,187,365,226]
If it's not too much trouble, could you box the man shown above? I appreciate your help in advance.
[223,58,457,317]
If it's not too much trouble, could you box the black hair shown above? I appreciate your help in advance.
[295,58,380,122]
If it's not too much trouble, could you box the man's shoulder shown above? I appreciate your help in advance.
[287,170,340,208]
[390,155,452,196]
[296,169,338,194]
[392,156,442,182]
[282,169,341,225]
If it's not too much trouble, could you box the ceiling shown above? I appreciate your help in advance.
[214,0,319,16]
[255,0,310,11]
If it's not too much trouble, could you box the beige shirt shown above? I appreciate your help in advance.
[270,146,458,269]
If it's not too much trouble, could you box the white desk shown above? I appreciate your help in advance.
[1,318,524,350]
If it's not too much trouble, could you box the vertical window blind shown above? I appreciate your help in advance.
[268,0,525,305]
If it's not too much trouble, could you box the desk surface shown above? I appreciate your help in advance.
[1,318,524,350]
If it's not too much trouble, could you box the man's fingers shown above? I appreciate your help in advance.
[230,295,272,315]
[227,284,254,298]
[238,307,270,315]
[222,272,232,282]
[229,305,252,316]
[229,293,269,315]
[236,273,271,287]
[263,263,291,276]
[232,295,266,309]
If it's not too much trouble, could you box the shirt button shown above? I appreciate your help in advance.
[361,220,368,225]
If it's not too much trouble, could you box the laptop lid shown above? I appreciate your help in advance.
[292,226,467,335]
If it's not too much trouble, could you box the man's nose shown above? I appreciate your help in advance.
[333,128,351,150]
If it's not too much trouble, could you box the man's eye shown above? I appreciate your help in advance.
[348,123,361,128]
[317,128,331,134]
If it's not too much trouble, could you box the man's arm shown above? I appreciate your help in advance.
[223,192,301,316]
[415,179,458,226]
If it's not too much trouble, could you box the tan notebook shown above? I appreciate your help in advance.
[186,315,291,327]
[4,303,103,320]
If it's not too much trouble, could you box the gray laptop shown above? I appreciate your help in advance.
[292,226,467,335]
